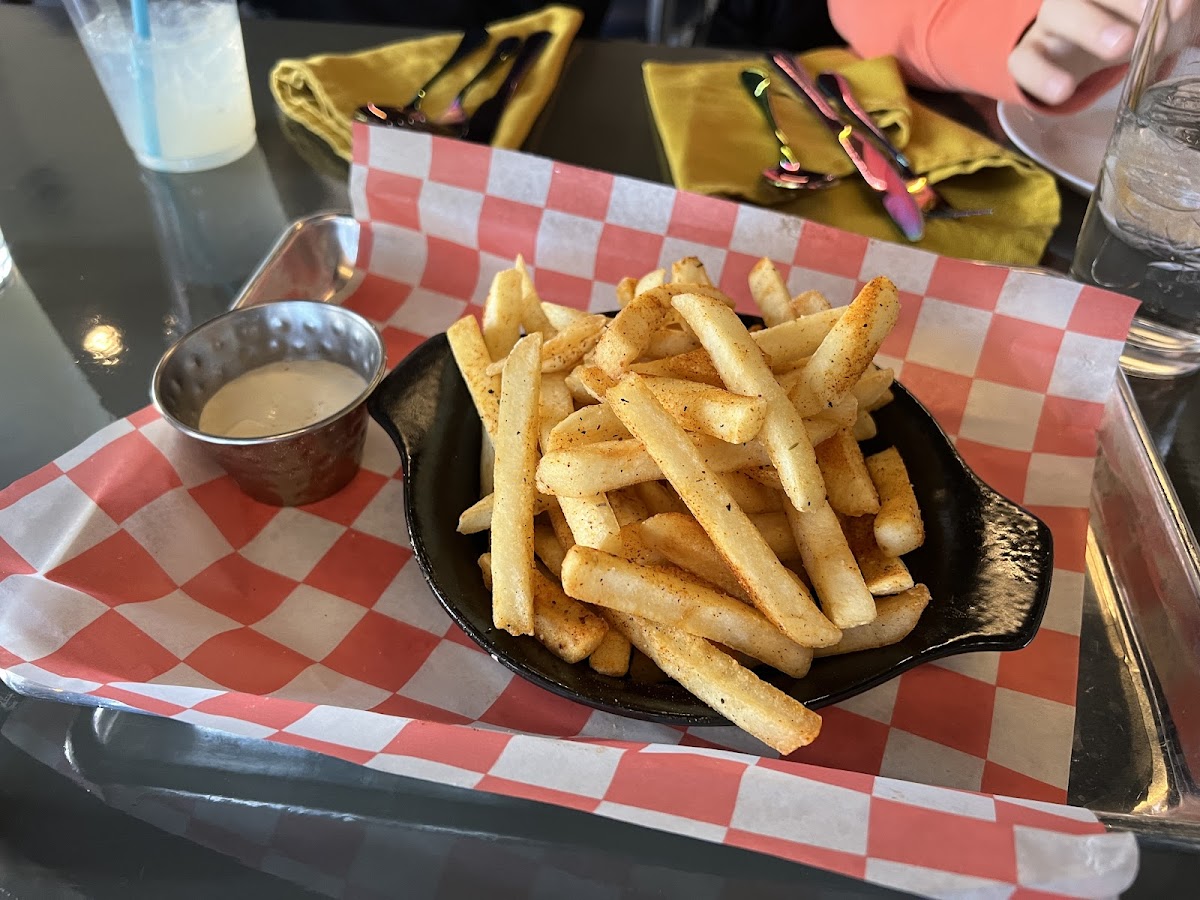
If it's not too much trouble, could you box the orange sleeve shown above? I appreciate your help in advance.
[828,0,1123,112]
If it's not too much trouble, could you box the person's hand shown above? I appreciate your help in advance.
[1009,0,1189,105]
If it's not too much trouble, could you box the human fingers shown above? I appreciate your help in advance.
[1036,0,1138,60]
[1008,38,1078,104]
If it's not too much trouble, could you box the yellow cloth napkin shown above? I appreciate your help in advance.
[270,5,583,161]
[643,49,1061,268]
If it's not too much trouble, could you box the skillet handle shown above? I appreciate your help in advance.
[366,334,455,476]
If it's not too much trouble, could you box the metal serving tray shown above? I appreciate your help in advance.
[8,211,1200,849]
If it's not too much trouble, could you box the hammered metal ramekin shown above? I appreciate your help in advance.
[151,300,386,506]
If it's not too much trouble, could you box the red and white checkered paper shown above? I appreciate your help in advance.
[0,124,1141,898]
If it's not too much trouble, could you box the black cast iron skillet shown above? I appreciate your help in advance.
[368,318,1052,726]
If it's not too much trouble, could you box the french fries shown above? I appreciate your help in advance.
[446,316,500,439]
[482,268,525,360]
[813,585,930,657]
[480,554,608,663]
[642,376,767,444]
[866,447,925,557]
[589,628,632,676]
[748,258,795,327]
[814,428,880,517]
[563,547,813,678]
[447,254,932,754]
[607,610,822,753]
[842,514,914,596]
[790,277,900,416]
[490,333,543,635]
[674,293,825,513]
[607,374,840,649]
[784,501,877,629]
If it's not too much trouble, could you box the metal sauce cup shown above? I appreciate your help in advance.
[152,300,386,506]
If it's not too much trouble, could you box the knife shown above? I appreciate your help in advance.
[768,52,924,242]
[464,30,553,145]
[815,71,991,221]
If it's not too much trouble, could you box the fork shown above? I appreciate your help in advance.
[355,26,490,129]
[815,71,992,221]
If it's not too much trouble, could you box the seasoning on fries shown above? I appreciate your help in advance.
[446,254,928,754]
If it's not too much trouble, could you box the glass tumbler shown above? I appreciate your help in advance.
[1070,0,1200,378]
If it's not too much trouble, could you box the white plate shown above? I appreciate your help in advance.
[997,86,1120,194]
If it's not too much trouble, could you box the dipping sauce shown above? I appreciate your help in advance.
[198,359,367,438]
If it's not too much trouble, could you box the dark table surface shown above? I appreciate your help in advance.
[1,6,1199,898]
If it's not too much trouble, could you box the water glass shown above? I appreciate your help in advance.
[63,0,257,173]
[1070,0,1200,378]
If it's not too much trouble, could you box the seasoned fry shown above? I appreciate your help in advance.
[599,523,663,565]
[457,492,553,535]
[632,480,689,516]
[480,554,608,663]
[514,255,555,336]
[815,428,881,517]
[480,432,495,495]
[642,327,701,360]
[813,585,930,657]
[533,520,567,578]
[748,258,795,327]
[741,465,785,494]
[593,292,670,380]
[536,374,619,548]
[866,447,925,557]
[589,628,632,676]
[673,293,825,513]
[560,496,621,550]
[545,498,576,553]
[491,333,543,635]
[751,308,842,370]
[563,547,814,678]
[672,256,712,285]
[719,471,783,513]
[749,511,802,562]
[482,268,524,360]
[564,368,599,406]
[642,375,768,444]
[616,276,637,308]
[548,404,631,450]
[607,611,822,753]
[607,375,840,647]
[640,282,737,308]
[537,373,574,451]
[823,393,859,428]
[791,289,832,316]
[636,268,666,295]
[805,416,841,447]
[536,435,770,497]
[630,348,724,386]
[572,364,617,401]
[485,315,606,375]
[864,388,895,413]
[609,488,649,527]
[785,501,877,629]
[842,514,914,596]
[447,316,501,439]
[852,365,895,410]
[542,301,587,329]
[639,512,750,601]
[852,412,877,441]
[790,277,900,416]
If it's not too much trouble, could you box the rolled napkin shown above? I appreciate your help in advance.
[270,5,583,160]
[643,48,1062,268]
